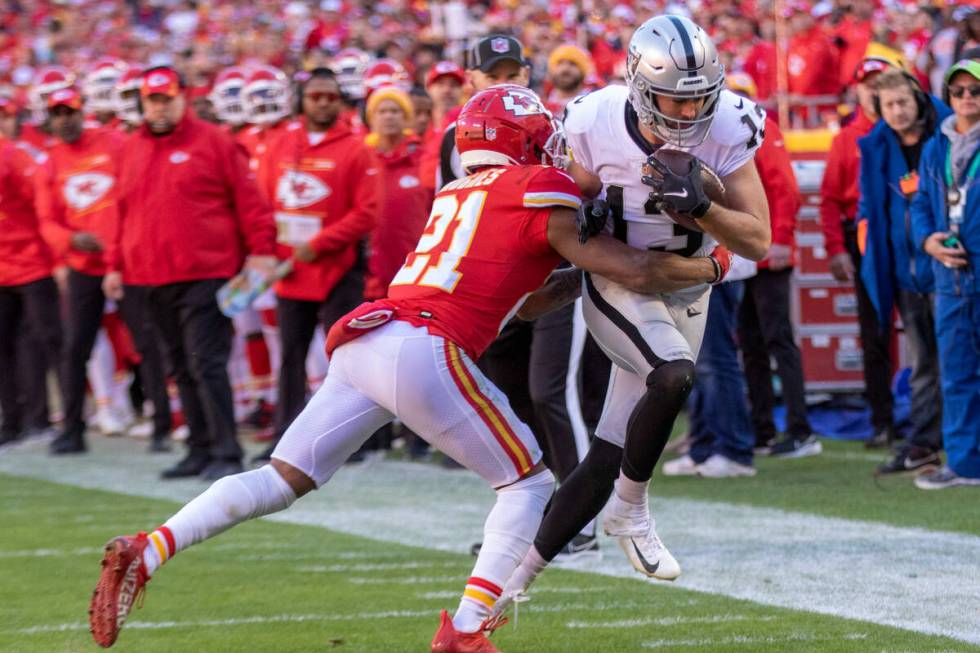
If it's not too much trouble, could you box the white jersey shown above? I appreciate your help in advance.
[564,85,764,257]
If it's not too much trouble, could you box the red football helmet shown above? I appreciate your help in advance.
[243,65,290,125]
[456,85,557,172]
[364,59,410,98]
[113,65,143,126]
[29,66,75,122]
[209,66,248,126]
[83,57,127,115]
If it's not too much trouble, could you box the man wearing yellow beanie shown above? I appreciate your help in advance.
[546,44,595,115]
[363,85,428,300]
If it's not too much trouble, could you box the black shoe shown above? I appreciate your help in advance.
[148,437,171,453]
[243,400,273,429]
[469,542,482,557]
[864,428,894,449]
[554,534,599,562]
[161,452,212,479]
[440,455,464,470]
[50,432,86,454]
[251,441,278,465]
[770,434,822,458]
[0,429,21,447]
[875,447,942,475]
[199,459,244,481]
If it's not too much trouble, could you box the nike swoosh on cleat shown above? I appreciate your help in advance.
[630,539,660,575]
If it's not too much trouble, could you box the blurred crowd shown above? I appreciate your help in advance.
[1,0,979,494]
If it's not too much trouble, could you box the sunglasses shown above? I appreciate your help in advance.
[304,91,340,103]
[948,85,980,99]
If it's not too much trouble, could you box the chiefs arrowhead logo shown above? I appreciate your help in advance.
[63,172,114,211]
[276,170,330,209]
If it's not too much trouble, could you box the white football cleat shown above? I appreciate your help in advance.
[602,492,680,581]
[95,407,126,437]
[696,454,757,478]
[662,454,698,476]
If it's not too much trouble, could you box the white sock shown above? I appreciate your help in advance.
[614,470,649,506]
[501,545,548,598]
[453,469,554,633]
[142,465,296,574]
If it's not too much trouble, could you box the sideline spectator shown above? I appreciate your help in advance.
[820,55,897,449]
[103,67,277,480]
[544,45,594,116]
[859,69,950,475]
[0,137,61,447]
[253,68,380,464]
[910,59,980,490]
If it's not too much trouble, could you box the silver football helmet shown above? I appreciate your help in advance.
[625,15,725,146]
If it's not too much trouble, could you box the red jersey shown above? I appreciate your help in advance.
[35,127,124,276]
[339,165,581,359]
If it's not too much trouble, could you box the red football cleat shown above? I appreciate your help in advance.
[88,533,151,648]
[431,610,504,653]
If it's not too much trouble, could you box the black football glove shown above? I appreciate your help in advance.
[642,153,712,219]
[575,198,611,244]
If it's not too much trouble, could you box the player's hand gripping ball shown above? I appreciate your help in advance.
[642,150,726,231]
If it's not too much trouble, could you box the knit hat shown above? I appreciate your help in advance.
[547,45,593,77]
[366,85,414,125]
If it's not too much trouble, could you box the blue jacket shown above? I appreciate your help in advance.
[859,96,951,327]
[911,123,980,296]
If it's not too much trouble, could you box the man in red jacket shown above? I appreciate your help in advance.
[418,61,465,196]
[727,75,815,456]
[0,138,62,447]
[103,67,278,480]
[37,87,172,454]
[252,68,380,463]
[819,56,896,448]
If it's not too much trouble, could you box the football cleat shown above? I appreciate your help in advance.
[430,610,502,653]
[89,533,151,648]
[602,492,681,581]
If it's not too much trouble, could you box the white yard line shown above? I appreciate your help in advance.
[641,632,869,648]
[566,614,777,629]
[1,438,979,645]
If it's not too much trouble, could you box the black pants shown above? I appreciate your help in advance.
[844,223,894,432]
[273,269,365,440]
[119,285,172,437]
[738,268,812,442]
[61,271,172,438]
[0,277,62,436]
[148,279,240,461]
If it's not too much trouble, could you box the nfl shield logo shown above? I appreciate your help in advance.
[491,38,509,54]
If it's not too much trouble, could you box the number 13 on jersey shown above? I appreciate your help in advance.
[390,190,487,293]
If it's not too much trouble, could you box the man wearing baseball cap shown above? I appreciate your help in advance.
[37,87,173,454]
[435,34,529,189]
[910,59,980,489]
[103,66,278,480]
[820,53,900,449]
[418,61,465,196]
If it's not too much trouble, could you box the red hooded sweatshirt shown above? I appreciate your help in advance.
[259,119,380,302]
[106,112,276,285]
[35,127,124,276]
[819,109,875,257]
[0,139,52,286]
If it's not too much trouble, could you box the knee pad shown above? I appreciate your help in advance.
[647,359,695,397]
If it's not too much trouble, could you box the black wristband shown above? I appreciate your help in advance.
[708,254,722,284]
[691,199,712,219]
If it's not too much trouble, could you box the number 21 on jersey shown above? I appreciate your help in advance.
[389,190,487,292]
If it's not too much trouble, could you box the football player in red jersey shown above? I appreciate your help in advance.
[88,86,728,652]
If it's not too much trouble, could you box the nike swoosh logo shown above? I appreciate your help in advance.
[687,308,702,317]
[735,99,745,110]
[631,539,660,575]
[664,189,689,198]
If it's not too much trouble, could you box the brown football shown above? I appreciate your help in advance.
[643,149,726,233]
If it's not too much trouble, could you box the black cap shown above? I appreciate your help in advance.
[466,35,527,72]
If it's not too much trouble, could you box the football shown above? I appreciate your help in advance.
[643,149,726,232]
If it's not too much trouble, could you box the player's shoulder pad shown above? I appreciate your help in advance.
[562,85,624,135]
[709,90,765,149]
[523,165,582,210]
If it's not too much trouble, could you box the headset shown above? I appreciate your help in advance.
[871,69,929,121]
[135,65,187,116]
[293,67,341,117]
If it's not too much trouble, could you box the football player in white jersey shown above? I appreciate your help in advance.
[495,14,771,609]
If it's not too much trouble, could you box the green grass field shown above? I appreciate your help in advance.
[0,434,978,653]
